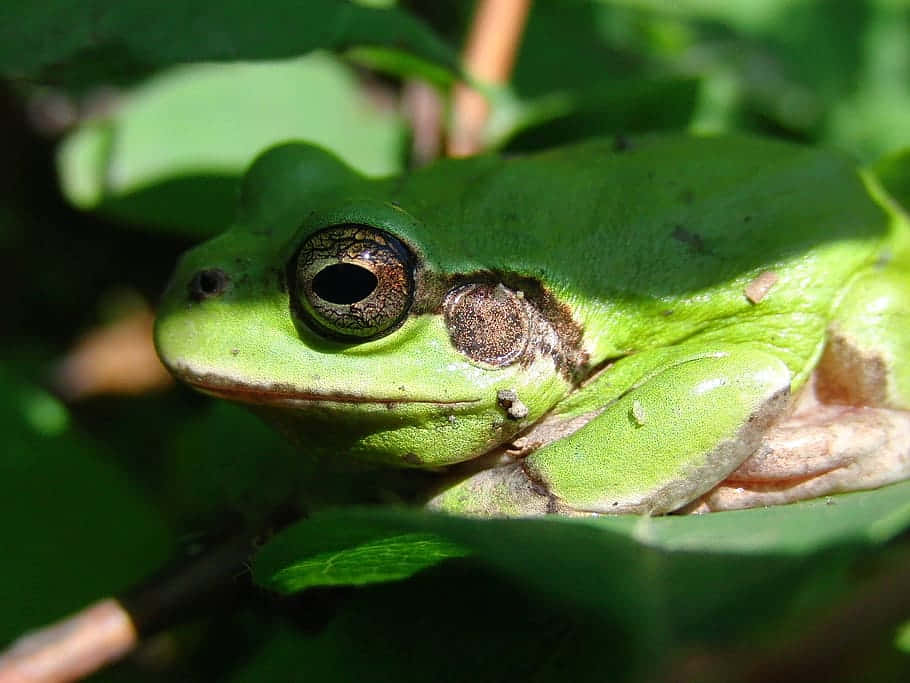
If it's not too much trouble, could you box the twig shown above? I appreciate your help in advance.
[448,0,533,156]
[0,509,299,682]
[402,80,445,166]
[0,599,137,683]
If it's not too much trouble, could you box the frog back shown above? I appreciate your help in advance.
[388,135,891,381]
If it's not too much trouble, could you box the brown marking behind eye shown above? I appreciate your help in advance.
[444,283,530,366]
[431,271,588,382]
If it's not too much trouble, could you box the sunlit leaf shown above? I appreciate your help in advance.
[58,54,406,237]
[255,517,469,592]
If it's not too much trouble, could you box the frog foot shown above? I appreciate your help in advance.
[684,375,910,513]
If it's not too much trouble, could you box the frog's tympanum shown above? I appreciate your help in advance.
[156,135,910,515]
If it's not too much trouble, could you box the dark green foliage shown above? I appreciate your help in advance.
[0,0,457,86]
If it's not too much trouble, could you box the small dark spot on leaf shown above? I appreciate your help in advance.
[613,134,631,152]
[671,225,706,253]
[679,189,695,204]
[231,348,239,356]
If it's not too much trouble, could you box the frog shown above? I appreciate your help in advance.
[154,134,910,516]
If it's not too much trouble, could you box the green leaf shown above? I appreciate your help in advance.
[546,0,908,161]
[229,575,651,683]
[166,402,307,528]
[255,516,469,592]
[897,619,910,655]
[346,46,458,88]
[254,481,910,638]
[57,54,406,237]
[0,0,457,85]
[0,365,172,643]
[873,148,910,215]
[492,77,699,152]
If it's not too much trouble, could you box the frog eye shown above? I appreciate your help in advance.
[290,224,416,341]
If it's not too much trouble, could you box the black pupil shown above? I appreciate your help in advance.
[312,263,378,304]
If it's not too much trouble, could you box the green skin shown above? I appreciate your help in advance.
[155,134,910,516]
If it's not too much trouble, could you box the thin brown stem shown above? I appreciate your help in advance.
[448,0,533,157]
[403,80,445,166]
[0,507,299,682]
[0,599,137,683]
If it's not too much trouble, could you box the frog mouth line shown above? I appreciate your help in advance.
[178,372,481,408]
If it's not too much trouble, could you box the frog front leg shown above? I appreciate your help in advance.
[428,344,792,516]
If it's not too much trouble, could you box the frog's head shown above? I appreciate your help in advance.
[155,143,582,468]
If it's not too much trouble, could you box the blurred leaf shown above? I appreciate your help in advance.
[0,0,457,86]
[897,619,910,655]
[512,1,648,98]
[255,518,469,592]
[601,0,793,26]
[873,148,910,214]
[347,46,457,87]
[58,54,406,238]
[0,365,172,643]
[493,77,699,152]
[820,2,910,160]
[594,0,910,159]
[168,401,307,528]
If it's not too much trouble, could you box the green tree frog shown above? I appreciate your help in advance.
[155,135,910,516]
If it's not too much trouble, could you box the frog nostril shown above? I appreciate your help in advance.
[189,268,230,301]
[312,263,378,305]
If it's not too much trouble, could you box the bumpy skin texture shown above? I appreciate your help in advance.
[155,134,910,515]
